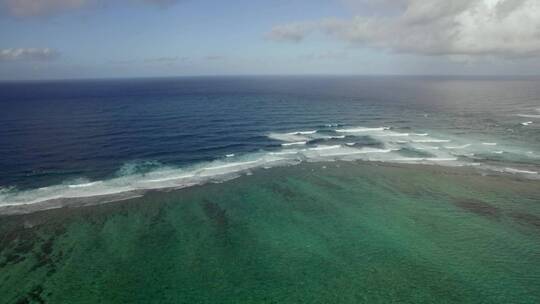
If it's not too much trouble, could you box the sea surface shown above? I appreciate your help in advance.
[0,76,539,303]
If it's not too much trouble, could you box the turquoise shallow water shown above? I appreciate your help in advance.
[1,161,539,303]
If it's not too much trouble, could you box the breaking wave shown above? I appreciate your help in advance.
[517,114,540,118]
[1,124,538,214]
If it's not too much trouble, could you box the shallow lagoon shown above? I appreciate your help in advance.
[1,161,539,303]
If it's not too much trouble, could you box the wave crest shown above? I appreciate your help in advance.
[1,125,538,214]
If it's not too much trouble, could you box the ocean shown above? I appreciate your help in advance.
[0,76,539,303]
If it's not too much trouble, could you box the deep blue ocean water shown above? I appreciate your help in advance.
[1,76,539,212]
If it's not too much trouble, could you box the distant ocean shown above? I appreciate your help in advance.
[1,76,539,303]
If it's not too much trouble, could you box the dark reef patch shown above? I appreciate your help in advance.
[453,199,500,218]
[15,285,46,304]
[202,200,230,238]
[270,182,298,201]
[510,212,540,229]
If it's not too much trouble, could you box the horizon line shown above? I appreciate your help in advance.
[1,73,540,83]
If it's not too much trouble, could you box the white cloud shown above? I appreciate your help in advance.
[269,0,540,58]
[266,22,316,43]
[0,48,59,61]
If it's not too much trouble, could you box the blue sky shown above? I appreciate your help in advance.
[1,0,540,80]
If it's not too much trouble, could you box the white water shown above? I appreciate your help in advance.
[1,125,538,214]
[517,114,540,118]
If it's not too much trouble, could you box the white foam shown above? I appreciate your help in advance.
[321,148,393,157]
[521,121,533,126]
[516,114,540,118]
[308,145,341,151]
[378,133,409,137]
[412,139,451,143]
[146,174,196,183]
[504,168,538,175]
[3,124,539,214]
[428,158,458,161]
[268,132,306,142]
[270,151,298,155]
[288,130,317,135]
[282,141,307,146]
[444,144,471,149]
[68,181,101,188]
[203,160,260,171]
[336,127,388,133]
[388,157,457,162]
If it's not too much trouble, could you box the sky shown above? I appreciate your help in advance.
[1,0,540,80]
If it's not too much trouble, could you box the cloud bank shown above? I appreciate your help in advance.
[267,22,316,43]
[0,48,59,61]
[269,0,540,58]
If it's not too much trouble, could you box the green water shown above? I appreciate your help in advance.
[1,162,539,303]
